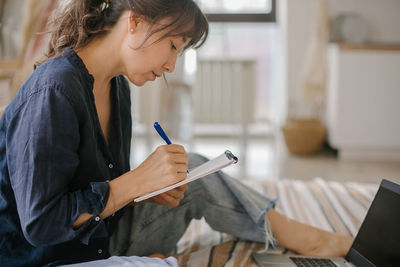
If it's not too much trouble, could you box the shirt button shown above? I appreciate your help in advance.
[95,216,100,222]
[98,249,103,254]
[108,163,113,169]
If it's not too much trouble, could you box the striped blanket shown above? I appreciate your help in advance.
[173,178,378,266]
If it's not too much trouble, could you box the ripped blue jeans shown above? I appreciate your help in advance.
[109,153,277,257]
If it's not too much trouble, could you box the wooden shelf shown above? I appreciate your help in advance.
[335,43,400,51]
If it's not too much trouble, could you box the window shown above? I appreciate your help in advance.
[195,0,276,22]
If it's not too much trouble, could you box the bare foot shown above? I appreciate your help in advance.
[267,210,354,257]
[305,231,354,257]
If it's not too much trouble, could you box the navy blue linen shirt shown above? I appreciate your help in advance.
[0,50,132,266]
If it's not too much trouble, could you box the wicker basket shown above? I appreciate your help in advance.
[282,118,326,155]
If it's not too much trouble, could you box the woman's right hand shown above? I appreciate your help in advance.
[131,144,189,196]
[74,145,188,227]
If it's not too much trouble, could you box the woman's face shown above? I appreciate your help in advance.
[120,15,190,86]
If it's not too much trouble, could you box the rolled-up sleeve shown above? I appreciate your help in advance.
[6,86,109,247]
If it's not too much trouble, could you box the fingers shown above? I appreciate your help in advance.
[134,145,189,197]
[176,163,189,173]
[155,145,188,179]
[152,185,188,206]
[153,191,182,207]
[176,184,188,192]
[172,154,188,164]
[148,182,189,207]
[157,144,187,155]
[167,186,187,198]
[155,145,188,165]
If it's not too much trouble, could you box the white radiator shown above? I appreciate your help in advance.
[192,59,256,126]
[192,59,257,177]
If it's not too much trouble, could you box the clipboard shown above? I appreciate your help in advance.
[134,150,238,202]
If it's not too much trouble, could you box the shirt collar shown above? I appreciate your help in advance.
[65,49,95,90]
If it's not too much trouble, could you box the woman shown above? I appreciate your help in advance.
[0,0,353,266]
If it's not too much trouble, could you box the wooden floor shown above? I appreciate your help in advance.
[130,134,400,185]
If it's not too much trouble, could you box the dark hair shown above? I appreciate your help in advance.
[37,0,208,66]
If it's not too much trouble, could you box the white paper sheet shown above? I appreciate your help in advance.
[134,151,238,202]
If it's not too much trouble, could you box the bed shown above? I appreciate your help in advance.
[172,177,378,266]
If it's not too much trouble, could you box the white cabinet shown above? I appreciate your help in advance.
[327,43,400,161]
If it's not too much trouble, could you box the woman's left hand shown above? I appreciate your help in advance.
[149,184,188,207]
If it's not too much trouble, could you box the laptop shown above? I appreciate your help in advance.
[252,179,400,267]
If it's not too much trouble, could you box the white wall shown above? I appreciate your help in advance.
[328,0,400,44]
[279,0,315,120]
[280,0,400,121]
[0,0,25,58]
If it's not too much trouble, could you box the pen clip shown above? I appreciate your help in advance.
[224,150,238,163]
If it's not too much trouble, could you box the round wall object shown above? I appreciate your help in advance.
[332,13,368,44]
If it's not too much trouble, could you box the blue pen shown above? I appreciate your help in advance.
[154,122,189,174]
[154,122,172,144]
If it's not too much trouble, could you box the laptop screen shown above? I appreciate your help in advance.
[346,180,400,267]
